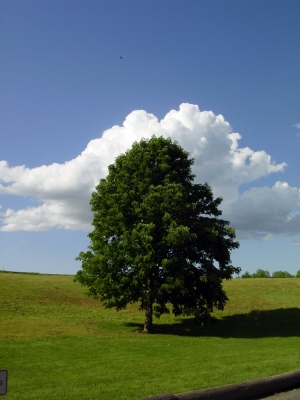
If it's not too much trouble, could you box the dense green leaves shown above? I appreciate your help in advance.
[272,270,294,278]
[252,269,271,278]
[75,136,240,332]
[241,269,296,278]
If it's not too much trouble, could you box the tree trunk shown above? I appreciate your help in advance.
[143,300,153,333]
[143,277,153,333]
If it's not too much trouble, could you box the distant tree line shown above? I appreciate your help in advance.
[240,269,300,278]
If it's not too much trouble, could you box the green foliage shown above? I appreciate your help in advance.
[272,270,294,278]
[241,269,296,279]
[251,269,271,278]
[241,271,252,279]
[75,136,240,331]
[296,269,300,278]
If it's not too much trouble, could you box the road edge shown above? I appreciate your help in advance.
[138,369,300,400]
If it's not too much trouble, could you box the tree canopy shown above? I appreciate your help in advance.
[75,136,240,333]
[272,270,294,278]
[241,269,296,278]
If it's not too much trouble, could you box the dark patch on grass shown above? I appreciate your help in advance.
[124,308,300,338]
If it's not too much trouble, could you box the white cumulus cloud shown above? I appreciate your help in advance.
[294,123,300,140]
[1,103,299,240]
[225,181,300,240]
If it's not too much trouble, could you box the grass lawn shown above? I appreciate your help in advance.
[0,272,299,399]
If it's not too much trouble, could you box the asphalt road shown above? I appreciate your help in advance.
[258,388,300,399]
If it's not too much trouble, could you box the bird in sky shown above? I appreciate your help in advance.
[120,56,123,59]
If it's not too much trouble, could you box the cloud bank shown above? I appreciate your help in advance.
[1,103,300,240]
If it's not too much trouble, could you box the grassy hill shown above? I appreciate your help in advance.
[0,272,299,399]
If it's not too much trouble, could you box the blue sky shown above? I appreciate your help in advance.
[0,0,299,276]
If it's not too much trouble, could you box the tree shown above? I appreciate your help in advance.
[272,270,294,278]
[241,271,252,278]
[296,270,300,278]
[252,269,270,278]
[75,136,240,333]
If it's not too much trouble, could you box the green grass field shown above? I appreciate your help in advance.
[0,271,299,399]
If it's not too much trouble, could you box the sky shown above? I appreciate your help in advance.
[0,0,299,276]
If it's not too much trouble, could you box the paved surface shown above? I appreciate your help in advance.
[258,388,300,399]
